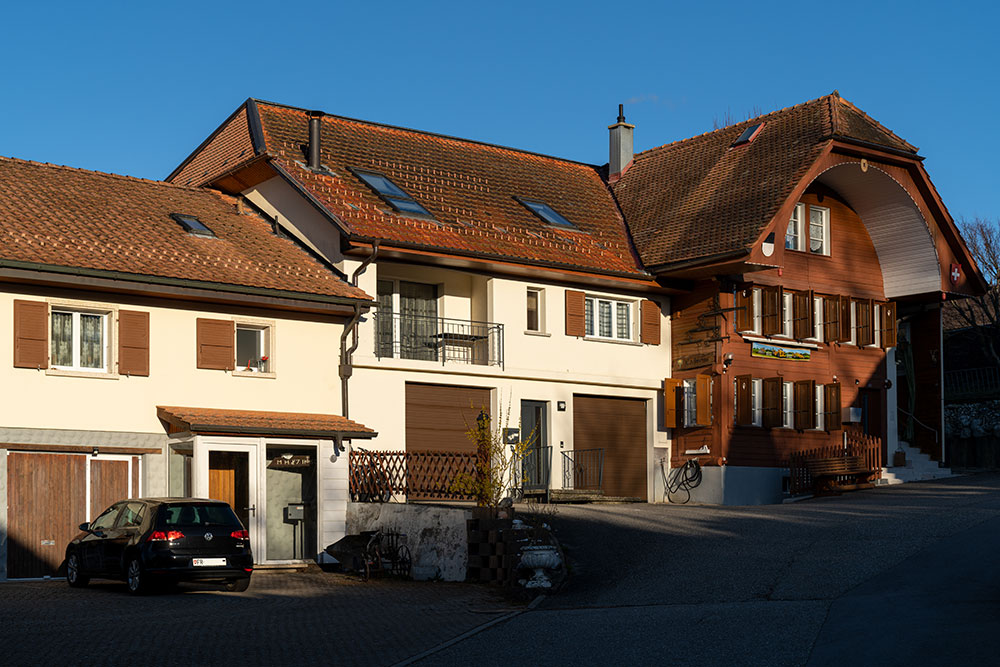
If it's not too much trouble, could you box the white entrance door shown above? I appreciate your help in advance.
[196,441,262,558]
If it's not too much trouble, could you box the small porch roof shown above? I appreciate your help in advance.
[157,406,376,439]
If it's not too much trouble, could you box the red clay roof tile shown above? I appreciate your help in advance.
[156,406,375,437]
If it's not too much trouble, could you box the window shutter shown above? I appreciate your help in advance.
[734,374,752,426]
[13,300,49,369]
[663,378,682,428]
[696,374,712,426]
[762,377,782,428]
[792,291,814,339]
[823,382,842,432]
[794,379,815,430]
[196,318,235,370]
[734,288,752,332]
[640,300,661,345]
[823,295,841,343]
[761,286,782,335]
[881,301,898,348]
[565,290,585,337]
[856,299,873,346]
[118,310,150,376]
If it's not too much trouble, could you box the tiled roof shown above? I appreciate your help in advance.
[157,406,376,438]
[170,105,258,188]
[612,93,919,270]
[174,100,648,278]
[0,156,370,301]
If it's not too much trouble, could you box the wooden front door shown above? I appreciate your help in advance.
[573,395,648,499]
[209,451,251,530]
[90,459,130,517]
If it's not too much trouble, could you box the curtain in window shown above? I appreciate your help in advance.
[598,301,612,338]
[51,311,73,366]
[79,314,103,369]
[399,281,437,361]
[376,280,396,358]
[616,303,630,339]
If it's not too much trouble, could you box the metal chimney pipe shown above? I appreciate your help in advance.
[308,110,323,170]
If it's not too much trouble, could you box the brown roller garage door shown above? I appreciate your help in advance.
[573,395,647,499]
[405,383,491,453]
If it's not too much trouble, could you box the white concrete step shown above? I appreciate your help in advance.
[879,442,954,485]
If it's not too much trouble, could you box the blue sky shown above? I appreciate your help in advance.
[2,1,996,220]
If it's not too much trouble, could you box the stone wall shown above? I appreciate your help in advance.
[946,401,1000,468]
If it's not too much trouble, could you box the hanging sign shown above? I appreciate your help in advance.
[268,454,312,469]
[751,341,811,362]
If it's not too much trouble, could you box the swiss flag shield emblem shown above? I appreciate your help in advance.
[950,263,961,284]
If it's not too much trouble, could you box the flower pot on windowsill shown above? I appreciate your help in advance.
[893,449,907,467]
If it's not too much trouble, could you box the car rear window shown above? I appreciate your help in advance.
[159,503,241,527]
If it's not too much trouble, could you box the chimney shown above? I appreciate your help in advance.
[608,104,634,183]
[307,110,324,170]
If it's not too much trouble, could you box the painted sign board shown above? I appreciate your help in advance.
[750,341,811,361]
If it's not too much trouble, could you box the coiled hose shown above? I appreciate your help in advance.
[662,458,703,504]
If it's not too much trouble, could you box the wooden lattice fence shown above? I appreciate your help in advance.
[349,450,478,501]
[787,432,882,496]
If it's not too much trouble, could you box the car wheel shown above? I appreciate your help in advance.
[66,552,89,587]
[126,557,149,595]
[225,577,251,592]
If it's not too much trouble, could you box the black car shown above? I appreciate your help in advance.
[65,498,253,594]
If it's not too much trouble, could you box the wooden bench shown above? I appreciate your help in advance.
[804,455,879,495]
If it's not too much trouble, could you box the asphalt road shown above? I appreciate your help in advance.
[419,474,1000,666]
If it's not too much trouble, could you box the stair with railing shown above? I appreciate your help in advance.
[878,441,955,485]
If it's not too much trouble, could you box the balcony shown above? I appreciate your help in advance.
[374,312,504,368]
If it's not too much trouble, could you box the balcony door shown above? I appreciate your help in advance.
[377,279,438,361]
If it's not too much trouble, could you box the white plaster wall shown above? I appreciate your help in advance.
[0,289,345,435]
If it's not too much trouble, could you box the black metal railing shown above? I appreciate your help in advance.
[374,312,503,367]
[562,448,604,491]
[514,445,552,496]
[944,366,1000,400]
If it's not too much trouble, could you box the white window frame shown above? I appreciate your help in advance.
[848,301,858,346]
[814,383,825,431]
[683,379,698,427]
[781,292,794,338]
[751,378,763,426]
[233,318,276,377]
[809,205,830,256]
[806,296,823,342]
[872,303,881,347]
[48,301,116,376]
[525,287,546,334]
[782,381,794,428]
[585,295,635,342]
[786,203,805,251]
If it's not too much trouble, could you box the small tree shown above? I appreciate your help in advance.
[950,217,1000,367]
[450,397,538,509]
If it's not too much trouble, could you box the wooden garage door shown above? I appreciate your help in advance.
[7,453,87,578]
[405,383,491,453]
[573,395,647,499]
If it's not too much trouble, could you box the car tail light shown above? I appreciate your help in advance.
[147,530,184,542]
[231,530,250,539]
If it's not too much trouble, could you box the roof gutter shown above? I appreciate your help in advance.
[185,424,376,439]
[645,248,751,276]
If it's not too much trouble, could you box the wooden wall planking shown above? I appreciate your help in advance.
[89,459,129,517]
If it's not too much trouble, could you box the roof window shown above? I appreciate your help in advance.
[171,213,215,237]
[516,198,577,229]
[353,170,432,217]
[731,122,764,148]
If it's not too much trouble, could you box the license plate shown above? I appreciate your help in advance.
[192,558,227,567]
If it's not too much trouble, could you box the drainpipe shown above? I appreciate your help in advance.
[339,242,379,420]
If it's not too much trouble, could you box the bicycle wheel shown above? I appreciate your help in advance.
[395,545,412,578]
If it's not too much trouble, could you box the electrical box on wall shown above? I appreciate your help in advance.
[842,407,862,423]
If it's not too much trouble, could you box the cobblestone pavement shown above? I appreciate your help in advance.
[0,570,512,667]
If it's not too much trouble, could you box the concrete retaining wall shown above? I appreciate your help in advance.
[346,503,472,581]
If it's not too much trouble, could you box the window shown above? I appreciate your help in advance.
[354,170,432,217]
[585,296,633,341]
[376,279,439,361]
[781,292,794,337]
[51,309,109,372]
[526,288,544,333]
[731,122,764,147]
[236,324,270,373]
[786,203,804,250]
[90,504,121,531]
[873,303,881,347]
[517,198,577,229]
[809,206,830,255]
[734,376,763,426]
[171,213,215,237]
[682,375,713,427]
[814,384,825,431]
[782,381,794,428]
[809,296,823,341]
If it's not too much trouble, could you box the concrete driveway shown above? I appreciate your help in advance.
[420,473,1000,666]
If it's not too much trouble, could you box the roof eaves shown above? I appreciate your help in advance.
[637,248,752,276]
[166,99,254,182]
[828,135,924,161]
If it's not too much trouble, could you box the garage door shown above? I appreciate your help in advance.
[573,395,648,499]
[7,453,138,578]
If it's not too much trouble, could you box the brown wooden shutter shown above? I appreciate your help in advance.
[856,299,873,346]
[761,286,782,335]
[118,310,150,376]
[696,374,712,426]
[640,300,661,345]
[565,290,585,337]
[823,382,842,432]
[734,374,752,426]
[762,377,782,428]
[13,300,48,369]
[196,318,235,370]
[793,379,815,430]
[734,288,752,332]
[881,301,898,348]
[823,295,841,343]
[792,291,814,339]
[837,296,850,342]
[663,378,682,428]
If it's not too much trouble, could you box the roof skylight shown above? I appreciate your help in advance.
[731,122,764,148]
[171,213,215,237]
[353,170,432,217]
[516,198,577,229]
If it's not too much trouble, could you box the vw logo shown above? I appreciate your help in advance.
[204,532,213,541]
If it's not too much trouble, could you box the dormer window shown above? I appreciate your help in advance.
[171,213,215,237]
[353,170,432,217]
[516,198,577,229]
